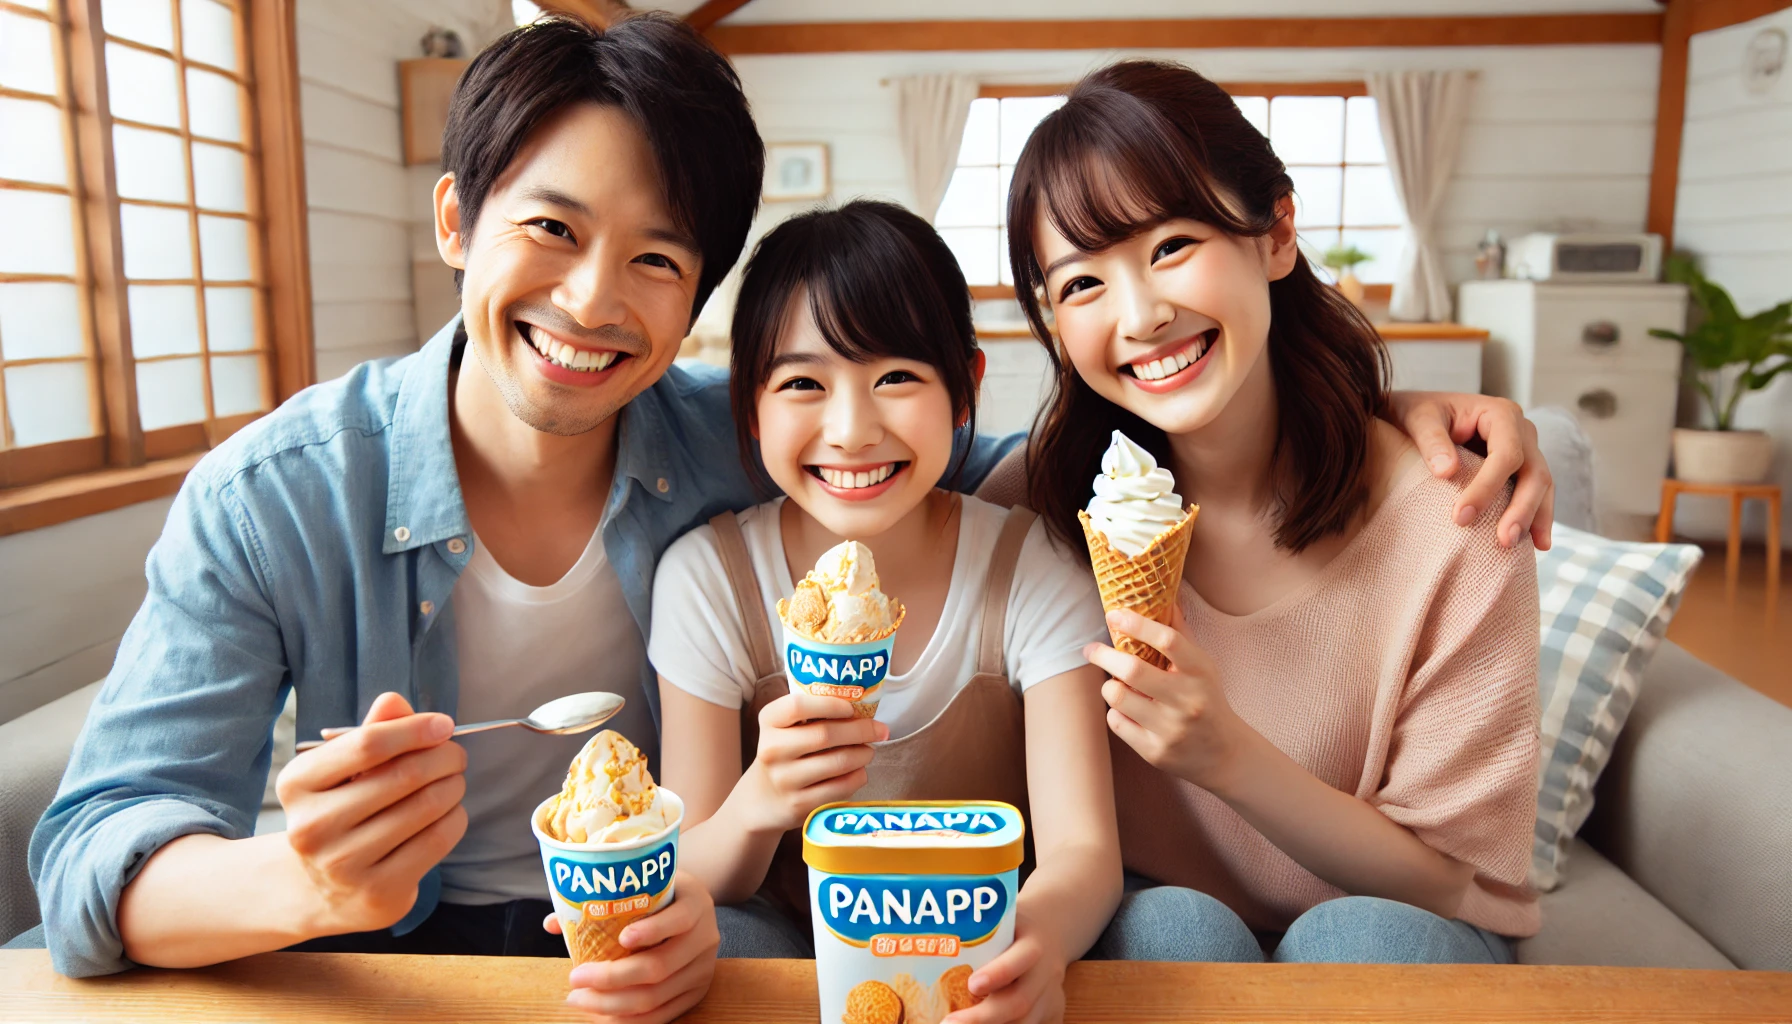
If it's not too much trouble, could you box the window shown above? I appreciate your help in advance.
[934,90,1065,298]
[0,0,310,521]
[1226,83,1402,287]
[933,82,1404,298]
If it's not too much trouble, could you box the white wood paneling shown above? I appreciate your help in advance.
[1671,6,1792,544]
[0,498,173,723]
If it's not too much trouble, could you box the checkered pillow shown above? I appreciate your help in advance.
[1531,524,1702,890]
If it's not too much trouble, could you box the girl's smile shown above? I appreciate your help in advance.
[807,461,909,500]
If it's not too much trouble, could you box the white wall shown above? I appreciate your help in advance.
[296,0,507,378]
[0,499,171,724]
[1671,7,1792,543]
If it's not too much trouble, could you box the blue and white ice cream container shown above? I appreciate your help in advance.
[802,800,1025,1024]
[781,624,895,719]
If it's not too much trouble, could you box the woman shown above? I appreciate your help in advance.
[1005,60,1541,964]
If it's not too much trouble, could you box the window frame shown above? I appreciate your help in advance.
[0,0,312,535]
[958,81,1396,303]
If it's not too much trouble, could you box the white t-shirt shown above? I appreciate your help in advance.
[649,496,1107,739]
[438,525,655,905]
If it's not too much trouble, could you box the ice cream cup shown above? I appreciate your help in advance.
[803,801,1025,1024]
[781,622,895,719]
[532,789,684,964]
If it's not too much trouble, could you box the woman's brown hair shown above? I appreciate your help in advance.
[1007,60,1389,555]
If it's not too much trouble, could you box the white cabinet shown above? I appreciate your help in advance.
[1459,281,1687,516]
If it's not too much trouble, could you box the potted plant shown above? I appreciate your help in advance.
[1650,253,1791,483]
[1321,244,1373,305]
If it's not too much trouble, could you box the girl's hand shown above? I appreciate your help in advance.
[1384,390,1555,551]
[944,918,1067,1024]
[744,691,889,833]
[1084,608,1254,794]
[549,870,720,1024]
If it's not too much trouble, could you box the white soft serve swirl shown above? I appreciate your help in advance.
[1086,431,1185,557]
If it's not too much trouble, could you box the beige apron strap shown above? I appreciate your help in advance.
[707,512,780,682]
[976,506,1038,679]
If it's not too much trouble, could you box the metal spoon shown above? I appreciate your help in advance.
[296,691,626,752]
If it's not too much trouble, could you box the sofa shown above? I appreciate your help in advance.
[4,416,1790,970]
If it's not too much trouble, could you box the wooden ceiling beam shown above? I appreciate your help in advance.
[706,14,1665,54]
[686,0,757,33]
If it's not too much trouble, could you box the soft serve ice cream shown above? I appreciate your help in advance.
[1078,431,1198,669]
[1085,431,1188,557]
[779,541,905,718]
[533,730,684,963]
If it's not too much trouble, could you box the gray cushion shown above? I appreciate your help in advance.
[0,680,100,944]
[1517,837,1733,968]
[1584,640,1792,972]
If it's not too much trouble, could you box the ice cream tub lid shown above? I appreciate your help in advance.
[802,800,1025,876]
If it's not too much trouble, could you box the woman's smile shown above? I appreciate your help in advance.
[1120,328,1219,393]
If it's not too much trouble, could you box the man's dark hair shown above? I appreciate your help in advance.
[728,199,980,486]
[441,13,763,318]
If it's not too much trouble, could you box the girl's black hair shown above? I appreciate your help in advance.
[1007,60,1389,555]
[729,199,980,486]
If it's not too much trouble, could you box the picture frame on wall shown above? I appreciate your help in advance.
[764,142,830,201]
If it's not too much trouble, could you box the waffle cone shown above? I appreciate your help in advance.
[1079,506,1199,670]
[564,889,671,964]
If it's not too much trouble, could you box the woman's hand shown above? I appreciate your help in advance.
[944,914,1068,1024]
[742,691,888,833]
[1084,608,1253,794]
[550,871,720,1024]
[1384,391,1555,550]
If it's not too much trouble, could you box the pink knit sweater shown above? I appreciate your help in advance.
[1113,452,1542,937]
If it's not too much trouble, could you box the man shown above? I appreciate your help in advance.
[26,12,1552,1024]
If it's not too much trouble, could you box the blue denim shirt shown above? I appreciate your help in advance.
[29,318,1019,977]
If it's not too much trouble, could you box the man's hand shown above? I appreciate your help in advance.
[743,691,887,833]
[551,871,721,1023]
[1384,391,1555,550]
[275,691,468,936]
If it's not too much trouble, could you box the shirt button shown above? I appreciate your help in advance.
[420,600,434,616]
[656,477,670,493]
[393,526,411,542]
[447,537,467,555]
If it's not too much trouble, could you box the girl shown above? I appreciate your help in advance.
[1004,62,1541,964]
[649,200,1121,1022]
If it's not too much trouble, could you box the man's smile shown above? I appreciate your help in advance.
[518,321,628,374]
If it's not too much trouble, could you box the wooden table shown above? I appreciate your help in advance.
[6,950,1792,1023]
[1655,478,1782,622]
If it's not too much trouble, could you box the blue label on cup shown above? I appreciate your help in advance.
[783,630,895,703]
[816,874,1009,948]
[547,840,676,904]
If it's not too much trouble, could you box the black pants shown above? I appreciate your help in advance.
[286,899,567,957]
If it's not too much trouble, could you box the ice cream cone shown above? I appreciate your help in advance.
[1079,506,1199,670]
[566,889,671,964]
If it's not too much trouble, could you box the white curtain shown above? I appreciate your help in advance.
[1368,71,1475,322]
[896,74,980,222]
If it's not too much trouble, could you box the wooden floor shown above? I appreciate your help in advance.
[1664,542,1790,707]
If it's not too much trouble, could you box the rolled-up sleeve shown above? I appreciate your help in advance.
[28,469,290,976]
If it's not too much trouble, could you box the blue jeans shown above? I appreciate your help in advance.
[1090,883,1514,964]
[716,896,813,958]
[5,896,813,961]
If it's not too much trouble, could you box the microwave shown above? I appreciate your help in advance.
[1506,233,1663,282]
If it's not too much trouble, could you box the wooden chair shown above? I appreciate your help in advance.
[1654,479,1782,623]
